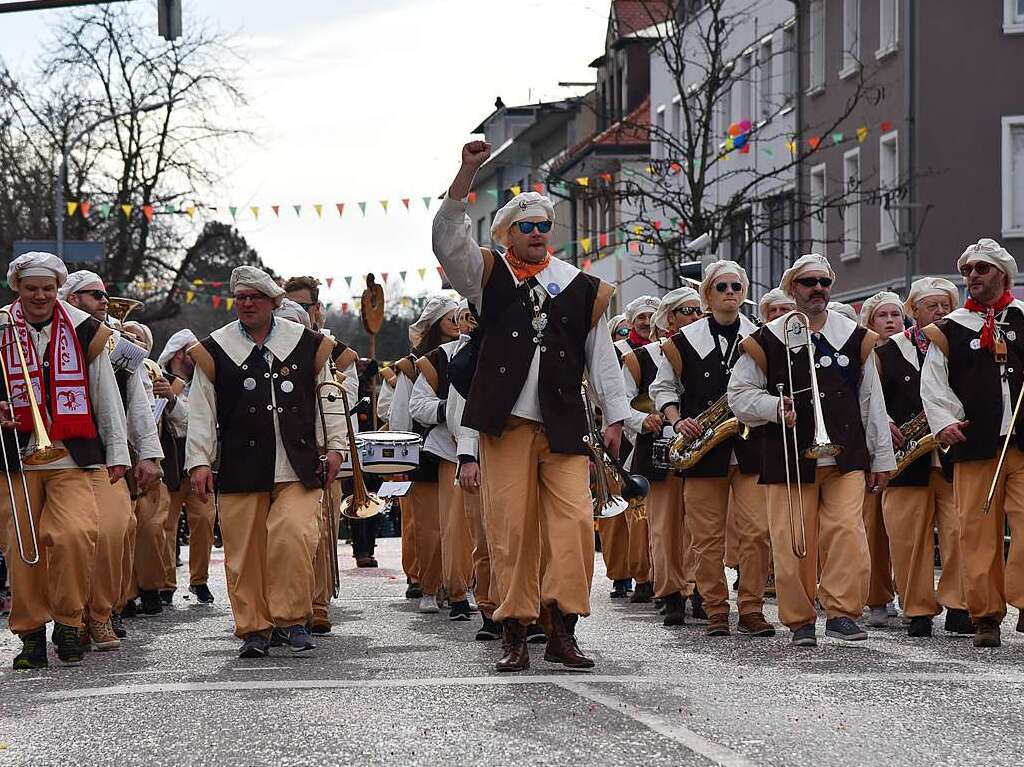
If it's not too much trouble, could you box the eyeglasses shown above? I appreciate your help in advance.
[615,327,630,337]
[959,262,994,277]
[673,307,703,316]
[234,293,269,305]
[296,301,316,311]
[515,220,553,235]
[714,282,743,293]
[75,289,108,301]
[794,276,834,288]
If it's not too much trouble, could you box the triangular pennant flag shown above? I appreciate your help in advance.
[401,198,410,210]
[326,277,334,288]
[600,172,614,183]
[422,196,432,209]
[880,120,894,133]
[121,204,133,218]
[313,204,323,218]
[185,290,195,304]
[293,205,302,217]
[193,278,204,285]
[212,295,222,309]
[532,183,544,194]
[79,201,91,217]
[229,206,238,220]
[209,281,222,288]
[832,132,844,144]
[582,258,592,271]
[250,206,260,220]
[629,241,641,254]
[336,203,345,217]
[510,185,521,196]
[358,202,367,215]
[786,140,798,154]
[164,204,175,214]
[399,270,407,282]
[582,237,593,254]
[226,297,234,311]
[186,206,195,218]
[344,276,353,288]
[271,205,280,217]
[380,200,389,213]
[417,267,426,280]
[652,220,662,231]
[599,233,609,248]
[100,202,111,218]
[856,126,868,143]
[808,136,821,150]
[670,162,682,175]
[66,201,78,217]
[142,205,154,221]
[633,225,645,235]
[467,192,477,205]
[381,272,389,283]
[575,176,589,187]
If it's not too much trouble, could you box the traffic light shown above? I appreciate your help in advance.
[158,0,181,41]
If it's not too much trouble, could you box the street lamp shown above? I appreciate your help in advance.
[54,98,176,259]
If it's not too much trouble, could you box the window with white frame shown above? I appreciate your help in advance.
[671,97,682,144]
[841,0,861,77]
[878,131,899,247]
[655,107,666,159]
[783,23,796,105]
[759,40,773,119]
[842,149,862,258]
[739,53,754,121]
[809,0,825,92]
[810,163,827,254]
[878,0,899,56]
[720,81,733,136]
[1002,116,1024,236]
[1005,0,1024,34]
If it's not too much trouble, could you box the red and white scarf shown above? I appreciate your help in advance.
[965,290,1014,355]
[3,300,97,440]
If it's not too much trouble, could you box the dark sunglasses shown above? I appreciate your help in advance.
[296,301,316,311]
[674,306,703,316]
[714,282,743,293]
[515,220,553,235]
[794,276,834,288]
[75,289,108,301]
[615,327,630,337]
[959,262,994,278]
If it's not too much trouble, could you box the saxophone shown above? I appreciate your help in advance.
[891,410,946,479]
[668,392,750,470]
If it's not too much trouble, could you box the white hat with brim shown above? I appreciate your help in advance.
[7,252,68,289]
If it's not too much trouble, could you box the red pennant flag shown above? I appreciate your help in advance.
[401,198,410,210]
[880,120,894,133]
[336,203,345,217]
[670,162,682,175]
[808,136,821,150]
[599,172,613,183]
[467,192,477,205]
[629,241,641,254]
[532,183,544,194]
[212,295,222,309]
[326,277,334,288]
[272,205,280,217]
[679,220,687,232]
[209,281,223,288]
[582,258,592,271]
[381,272,389,283]
[599,233,609,248]
[143,204,155,222]
[79,201,91,218]
[341,302,349,313]
[652,220,662,231]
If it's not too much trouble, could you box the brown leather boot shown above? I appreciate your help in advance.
[706,612,731,636]
[737,611,776,637]
[662,592,686,627]
[973,617,1001,648]
[495,622,530,672]
[544,605,595,669]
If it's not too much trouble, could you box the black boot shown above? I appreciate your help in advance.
[121,599,138,619]
[629,582,654,604]
[111,611,127,639]
[495,622,529,672]
[689,589,707,621]
[943,608,975,635]
[907,616,933,637]
[52,623,84,664]
[13,628,47,670]
[662,592,686,627]
[139,590,163,615]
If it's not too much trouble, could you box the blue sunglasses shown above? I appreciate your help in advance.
[515,220,553,234]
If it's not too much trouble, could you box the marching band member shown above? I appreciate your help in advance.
[608,314,629,345]
[876,279,970,637]
[0,252,130,669]
[409,299,477,621]
[628,287,703,626]
[599,316,633,599]
[186,266,347,658]
[433,140,628,672]
[759,289,796,324]
[391,297,460,614]
[858,292,903,627]
[153,329,214,609]
[728,254,896,647]
[652,261,772,637]
[827,301,859,323]
[921,239,1024,647]
[61,271,162,649]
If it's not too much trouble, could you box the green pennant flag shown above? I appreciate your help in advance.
[485,189,499,198]
[228,206,238,220]
[164,204,175,214]
[422,196,432,209]
[763,147,775,156]
[344,275,353,288]
[832,132,844,144]
[358,202,367,215]
[399,270,407,282]
[293,205,302,217]
[99,202,111,218]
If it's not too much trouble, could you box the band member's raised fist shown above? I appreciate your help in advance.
[461,140,491,168]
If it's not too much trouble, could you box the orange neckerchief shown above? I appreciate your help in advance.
[505,247,549,282]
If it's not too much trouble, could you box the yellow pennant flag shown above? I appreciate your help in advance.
[510,184,521,196]
[380,200,389,213]
[226,297,235,311]
[313,204,323,218]
[250,206,259,220]
[786,141,797,155]
[856,126,869,143]
[581,237,592,254]
[121,204,133,218]
[575,177,589,187]
[185,290,195,304]
[633,225,644,235]
[416,267,426,280]
[186,206,195,218]
[66,202,78,217]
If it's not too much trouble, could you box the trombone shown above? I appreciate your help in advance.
[777,311,842,559]
[0,307,69,565]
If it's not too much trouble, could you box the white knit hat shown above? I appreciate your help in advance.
[859,291,904,326]
[956,238,1016,281]
[652,287,700,331]
[780,254,835,297]
[905,277,960,314]
[7,251,68,289]
[490,192,555,247]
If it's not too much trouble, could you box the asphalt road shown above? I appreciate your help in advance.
[1,537,1022,767]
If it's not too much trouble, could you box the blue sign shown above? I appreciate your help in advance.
[12,240,104,263]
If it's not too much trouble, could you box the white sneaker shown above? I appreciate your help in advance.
[418,594,440,613]
[467,590,479,613]
[867,605,889,627]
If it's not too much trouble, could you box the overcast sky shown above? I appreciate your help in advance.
[0,0,609,306]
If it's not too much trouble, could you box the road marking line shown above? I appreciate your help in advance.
[557,680,757,767]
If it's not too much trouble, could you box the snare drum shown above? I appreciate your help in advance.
[357,431,422,474]
[652,437,674,471]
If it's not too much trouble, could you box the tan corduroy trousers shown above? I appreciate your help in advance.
[862,490,895,608]
[647,474,694,599]
[134,483,170,591]
[162,484,215,590]
[438,461,474,603]
[86,473,133,624]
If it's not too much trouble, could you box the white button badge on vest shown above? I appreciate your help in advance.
[970,339,982,350]
[243,377,256,391]
[837,354,850,367]
[281,380,294,393]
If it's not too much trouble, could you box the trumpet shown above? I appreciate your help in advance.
[0,308,69,565]
[582,382,649,519]
[667,392,750,470]
[891,410,948,480]
[777,311,842,559]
